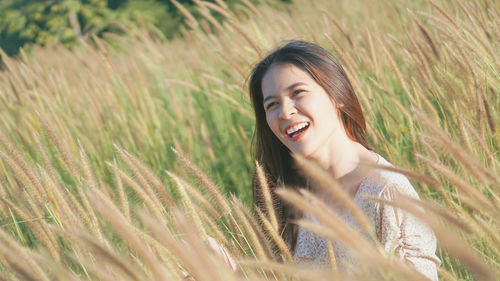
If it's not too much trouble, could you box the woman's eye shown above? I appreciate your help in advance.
[265,102,277,110]
[292,89,305,96]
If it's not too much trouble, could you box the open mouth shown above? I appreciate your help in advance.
[285,122,310,141]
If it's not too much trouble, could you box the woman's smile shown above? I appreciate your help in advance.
[283,121,310,141]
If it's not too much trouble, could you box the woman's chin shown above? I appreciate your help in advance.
[287,145,314,157]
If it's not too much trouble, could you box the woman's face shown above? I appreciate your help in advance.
[261,63,344,156]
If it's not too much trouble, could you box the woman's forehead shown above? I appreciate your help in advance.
[261,64,314,97]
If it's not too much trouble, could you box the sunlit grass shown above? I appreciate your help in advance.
[0,0,498,280]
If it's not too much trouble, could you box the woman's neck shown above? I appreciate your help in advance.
[310,131,361,179]
[307,130,376,195]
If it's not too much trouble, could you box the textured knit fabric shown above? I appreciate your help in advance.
[293,154,441,281]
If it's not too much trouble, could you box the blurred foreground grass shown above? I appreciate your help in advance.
[0,0,498,280]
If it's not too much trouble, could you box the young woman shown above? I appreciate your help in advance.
[248,40,440,280]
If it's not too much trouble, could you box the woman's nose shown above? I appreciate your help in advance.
[278,100,297,120]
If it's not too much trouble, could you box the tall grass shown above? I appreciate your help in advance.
[0,0,498,280]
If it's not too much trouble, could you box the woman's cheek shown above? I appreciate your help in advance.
[266,113,279,136]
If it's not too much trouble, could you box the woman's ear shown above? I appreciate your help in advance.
[335,102,345,121]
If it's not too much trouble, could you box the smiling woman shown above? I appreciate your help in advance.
[247,40,441,280]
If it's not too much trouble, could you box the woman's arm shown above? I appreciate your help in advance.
[206,236,239,273]
[376,182,441,281]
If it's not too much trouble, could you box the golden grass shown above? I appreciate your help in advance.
[0,0,498,280]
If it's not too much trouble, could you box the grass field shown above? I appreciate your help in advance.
[0,0,498,280]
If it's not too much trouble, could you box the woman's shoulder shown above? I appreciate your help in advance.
[356,154,420,201]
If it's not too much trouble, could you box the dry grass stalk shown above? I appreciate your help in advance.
[39,165,80,229]
[78,141,98,189]
[472,214,500,251]
[415,153,498,216]
[462,118,498,175]
[296,220,425,281]
[361,162,441,189]
[277,188,375,255]
[198,1,232,19]
[411,82,439,121]
[170,171,220,219]
[196,205,231,248]
[77,144,106,242]
[413,108,498,184]
[241,259,335,280]
[254,161,279,232]
[0,51,28,96]
[437,267,460,281]
[200,123,216,161]
[0,151,44,216]
[368,194,495,281]
[326,239,338,274]
[215,49,248,79]
[76,181,105,242]
[0,132,47,201]
[429,0,459,27]
[166,171,208,239]
[66,253,126,281]
[40,174,67,226]
[0,0,498,279]
[277,188,427,281]
[224,210,249,257]
[122,150,176,207]
[106,161,166,224]
[63,181,96,232]
[255,208,293,263]
[74,232,147,281]
[133,226,182,272]
[89,189,169,281]
[411,13,440,60]
[230,196,270,262]
[0,243,48,281]
[366,31,381,79]
[449,192,497,225]
[417,133,441,161]
[1,197,61,260]
[406,32,433,82]
[481,90,496,133]
[381,44,411,98]
[115,146,167,212]
[112,159,131,222]
[37,218,63,260]
[33,134,64,194]
[0,261,22,281]
[321,9,353,47]
[0,227,52,281]
[37,112,79,177]
[292,154,372,235]
[171,147,231,214]
[240,0,261,17]
[0,182,9,216]
[141,211,232,281]
[368,78,413,122]
[211,89,253,117]
[323,33,361,91]
[170,0,199,29]
[197,5,225,33]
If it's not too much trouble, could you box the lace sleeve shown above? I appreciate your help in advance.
[377,182,441,281]
[293,214,330,267]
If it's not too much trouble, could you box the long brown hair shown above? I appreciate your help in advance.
[248,40,374,253]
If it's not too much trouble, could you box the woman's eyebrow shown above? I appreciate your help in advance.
[263,82,307,104]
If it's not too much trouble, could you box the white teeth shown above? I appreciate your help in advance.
[286,122,309,135]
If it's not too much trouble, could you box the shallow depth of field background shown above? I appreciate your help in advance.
[0,0,499,280]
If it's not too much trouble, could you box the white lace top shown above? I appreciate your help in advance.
[293,154,441,281]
